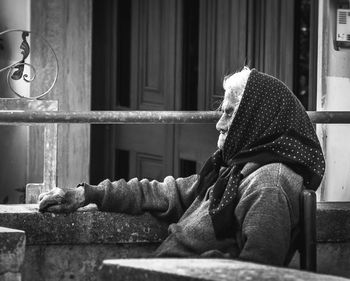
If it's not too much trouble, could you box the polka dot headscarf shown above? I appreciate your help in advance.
[197,69,325,239]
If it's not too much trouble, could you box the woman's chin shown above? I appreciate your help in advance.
[217,137,226,150]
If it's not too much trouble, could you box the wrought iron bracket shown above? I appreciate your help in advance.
[0,29,59,99]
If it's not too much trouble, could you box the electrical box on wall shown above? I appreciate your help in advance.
[336,9,350,49]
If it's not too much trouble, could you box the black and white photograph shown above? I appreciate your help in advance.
[0,0,349,280]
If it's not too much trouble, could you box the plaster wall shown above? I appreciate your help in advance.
[0,0,30,203]
[317,0,350,201]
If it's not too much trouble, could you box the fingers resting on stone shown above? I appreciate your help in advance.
[38,187,66,212]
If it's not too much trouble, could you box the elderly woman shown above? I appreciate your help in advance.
[39,67,325,266]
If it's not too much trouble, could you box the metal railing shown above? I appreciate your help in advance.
[0,110,349,124]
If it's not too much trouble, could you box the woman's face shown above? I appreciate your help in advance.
[215,92,238,150]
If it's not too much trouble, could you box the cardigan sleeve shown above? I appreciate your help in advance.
[83,175,199,223]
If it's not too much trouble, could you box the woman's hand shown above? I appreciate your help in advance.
[38,186,85,213]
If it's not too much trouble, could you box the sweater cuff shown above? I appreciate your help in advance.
[83,183,105,208]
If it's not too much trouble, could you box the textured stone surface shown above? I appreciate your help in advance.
[0,272,21,281]
[1,203,350,245]
[0,227,25,275]
[22,244,159,281]
[289,243,350,277]
[99,258,350,281]
[317,243,350,277]
[0,204,168,245]
[0,99,58,111]
[1,203,350,280]
[317,202,350,242]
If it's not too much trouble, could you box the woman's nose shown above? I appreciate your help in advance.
[216,114,227,132]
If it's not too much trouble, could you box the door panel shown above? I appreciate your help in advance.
[136,153,164,180]
[114,0,180,180]
[116,125,166,154]
[141,0,163,106]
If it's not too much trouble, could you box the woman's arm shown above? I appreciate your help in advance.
[39,175,199,223]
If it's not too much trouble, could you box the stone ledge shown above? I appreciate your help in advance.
[99,258,350,281]
[0,227,25,274]
[0,204,168,245]
[317,202,350,242]
[0,202,349,245]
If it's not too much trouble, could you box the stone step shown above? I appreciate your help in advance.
[99,258,350,281]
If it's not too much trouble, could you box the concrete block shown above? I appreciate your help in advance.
[22,244,159,281]
[0,204,168,245]
[99,258,350,281]
[0,227,25,274]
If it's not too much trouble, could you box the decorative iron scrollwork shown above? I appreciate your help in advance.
[0,29,58,100]
[11,31,30,81]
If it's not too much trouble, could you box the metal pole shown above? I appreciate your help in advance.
[0,111,221,124]
[0,111,349,124]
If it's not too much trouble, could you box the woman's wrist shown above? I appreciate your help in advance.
[76,185,86,207]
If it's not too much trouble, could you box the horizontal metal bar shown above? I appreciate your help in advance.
[0,111,349,124]
[0,111,221,124]
[307,111,350,124]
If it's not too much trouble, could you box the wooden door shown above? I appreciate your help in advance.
[107,0,182,181]
[91,0,297,183]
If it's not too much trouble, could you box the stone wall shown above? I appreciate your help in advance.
[0,203,349,281]
[0,226,25,281]
[288,202,350,277]
[0,204,167,281]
